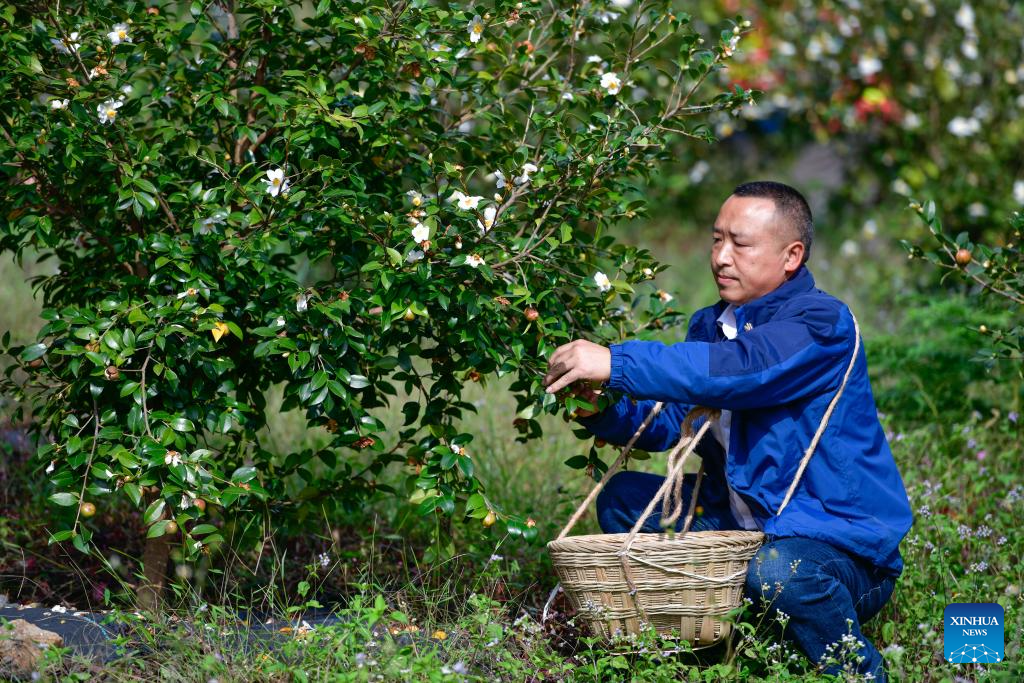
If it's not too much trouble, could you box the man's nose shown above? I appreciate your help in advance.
[713,243,733,267]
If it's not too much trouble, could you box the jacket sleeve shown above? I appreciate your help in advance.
[575,398,693,452]
[605,301,856,410]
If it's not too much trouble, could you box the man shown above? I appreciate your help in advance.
[542,181,912,681]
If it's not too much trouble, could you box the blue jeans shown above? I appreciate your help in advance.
[596,471,896,681]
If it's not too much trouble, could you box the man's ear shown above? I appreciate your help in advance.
[783,240,805,276]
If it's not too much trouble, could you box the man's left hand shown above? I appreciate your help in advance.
[543,340,612,394]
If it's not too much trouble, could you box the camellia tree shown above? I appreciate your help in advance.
[0,0,754,606]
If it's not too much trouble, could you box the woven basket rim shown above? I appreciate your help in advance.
[548,529,764,552]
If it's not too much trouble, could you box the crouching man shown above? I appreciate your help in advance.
[543,181,913,681]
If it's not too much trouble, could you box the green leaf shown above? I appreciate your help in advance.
[20,343,47,361]
[348,374,370,389]
[169,417,195,432]
[49,492,78,506]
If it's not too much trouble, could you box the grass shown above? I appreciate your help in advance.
[3,217,1024,681]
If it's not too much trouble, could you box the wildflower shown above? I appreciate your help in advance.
[957,523,971,540]
[107,23,131,45]
[318,552,330,568]
[642,267,653,278]
[657,290,673,303]
[594,271,611,292]
[526,517,536,527]
[406,249,424,263]
[432,629,448,640]
[1009,410,1020,423]
[45,460,56,474]
[97,99,122,124]
[477,206,497,234]
[466,254,485,268]
[411,222,429,243]
[407,189,424,207]
[467,15,484,43]
[450,190,484,210]
[263,168,290,197]
[489,554,503,562]
[493,170,507,189]
[976,450,987,461]
[89,66,108,79]
[600,71,622,95]
[968,561,988,573]
[975,525,992,538]
[50,98,69,110]
[997,536,1007,546]
[165,451,182,467]
[51,32,81,54]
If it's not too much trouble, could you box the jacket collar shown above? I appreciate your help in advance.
[710,265,817,332]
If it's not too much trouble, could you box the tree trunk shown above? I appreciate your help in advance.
[137,532,169,612]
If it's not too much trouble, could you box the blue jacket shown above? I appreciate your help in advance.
[578,265,913,576]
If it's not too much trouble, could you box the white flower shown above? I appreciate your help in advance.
[642,267,653,278]
[275,316,286,327]
[477,206,497,234]
[407,189,424,207]
[406,249,424,263]
[296,293,308,313]
[586,55,604,64]
[967,202,987,218]
[862,219,878,239]
[961,40,978,60]
[594,271,611,292]
[450,190,484,210]
[657,290,673,303]
[198,210,227,235]
[947,116,980,137]
[857,54,883,78]
[50,98,69,110]
[467,15,485,44]
[107,23,131,45]
[96,99,122,124]
[51,32,80,55]
[723,34,741,57]
[165,451,182,467]
[264,168,290,196]
[840,239,860,258]
[955,4,975,31]
[610,0,633,7]
[689,160,710,184]
[1013,179,1024,204]
[412,222,430,242]
[45,460,56,474]
[466,254,485,268]
[493,170,507,189]
[600,72,622,95]
[514,163,538,186]
[120,84,134,97]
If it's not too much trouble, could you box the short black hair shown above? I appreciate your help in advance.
[732,181,814,264]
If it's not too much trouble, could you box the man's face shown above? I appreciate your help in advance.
[710,195,804,305]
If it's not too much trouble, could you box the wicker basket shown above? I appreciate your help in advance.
[548,529,763,644]
[546,315,862,647]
